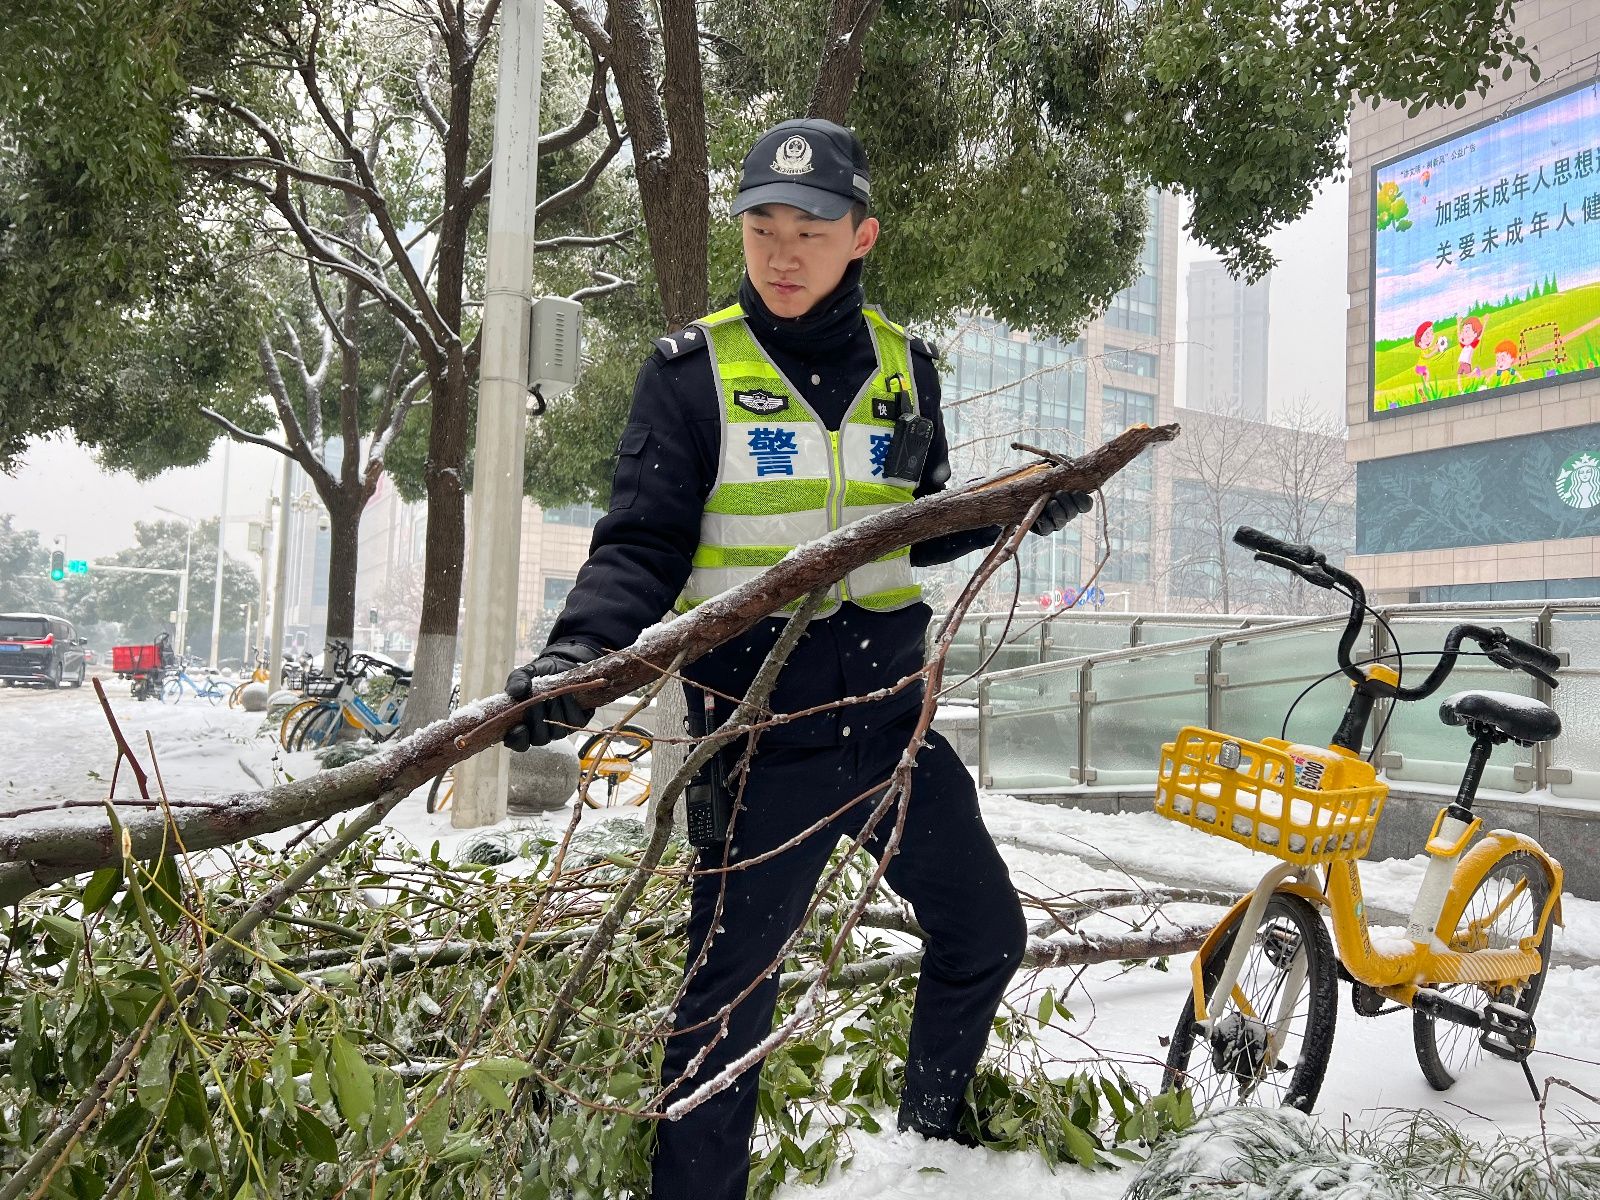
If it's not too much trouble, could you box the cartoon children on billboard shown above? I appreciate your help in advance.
[1492,339,1522,384]
[1456,316,1485,378]
[1413,320,1445,383]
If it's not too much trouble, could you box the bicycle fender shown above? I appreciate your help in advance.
[1190,883,1327,1022]
[1439,831,1564,942]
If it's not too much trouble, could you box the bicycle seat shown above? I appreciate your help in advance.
[1439,690,1561,745]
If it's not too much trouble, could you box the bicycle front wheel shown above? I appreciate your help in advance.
[162,677,184,703]
[1414,850,1554,1090]
[1162,891,1337,1116]
[577,724,653,808]
[279,699,322,744]
[288,703,340,752]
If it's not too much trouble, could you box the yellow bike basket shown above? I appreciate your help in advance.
[1155,727,1386,866]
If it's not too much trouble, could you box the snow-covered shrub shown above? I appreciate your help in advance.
[1129,1107,1600,1200]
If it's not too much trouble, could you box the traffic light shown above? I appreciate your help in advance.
[49,549,65,582]
[67,560,89,575]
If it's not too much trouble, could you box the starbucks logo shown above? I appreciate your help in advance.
[1556,450,1600,510]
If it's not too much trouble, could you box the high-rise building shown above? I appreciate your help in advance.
[935,188,1181,612]
[1186,259,1271,420]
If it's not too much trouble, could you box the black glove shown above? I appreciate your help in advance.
[502,642,603,752]
[1029,490,1094,536]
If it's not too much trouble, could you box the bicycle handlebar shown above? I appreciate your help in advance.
[1233,526,1322,567]
[1233,526,1561,700]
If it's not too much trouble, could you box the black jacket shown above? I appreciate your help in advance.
[547,265,998,744]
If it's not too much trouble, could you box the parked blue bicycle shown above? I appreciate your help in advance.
[161,657,229,705]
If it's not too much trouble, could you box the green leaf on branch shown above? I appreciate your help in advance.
[328,1033,374,1128]
[82,865,122,914]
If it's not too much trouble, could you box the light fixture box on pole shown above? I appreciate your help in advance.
[527,296,582,397]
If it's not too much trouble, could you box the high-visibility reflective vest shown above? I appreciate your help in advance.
[675,303,924,617]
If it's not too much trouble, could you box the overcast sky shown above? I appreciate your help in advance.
[0,176,1352,560]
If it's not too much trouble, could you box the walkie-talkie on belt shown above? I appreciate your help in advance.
[882,372,934,483]
[684,689,732,850]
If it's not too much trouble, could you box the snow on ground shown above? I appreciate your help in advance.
[4,686,1599,1198]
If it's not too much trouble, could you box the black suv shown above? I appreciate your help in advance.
[0,613,89,688]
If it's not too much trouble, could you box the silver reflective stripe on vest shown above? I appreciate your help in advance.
[699,509,832,548]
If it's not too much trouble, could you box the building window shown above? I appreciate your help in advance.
[1102,385,1156,432]
[1103,348,1159,378]
[543,576,576,610]
[543,503,601,526]
[1106,189,1162,334]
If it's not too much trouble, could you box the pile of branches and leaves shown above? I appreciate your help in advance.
[0,806,1215,1199]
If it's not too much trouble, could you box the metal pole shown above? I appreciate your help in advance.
[454,0,546,828]
[256,501,273,661]
[269,457,292,690]
[209,440,231,669]
[176,525,192,658]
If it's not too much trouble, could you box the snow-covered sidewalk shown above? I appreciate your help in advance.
[3,688,1598,1199]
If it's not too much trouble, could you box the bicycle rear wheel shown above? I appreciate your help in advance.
[1162,891,1337,1116]
[1414,850,1553,1090]
[426,769,453,814]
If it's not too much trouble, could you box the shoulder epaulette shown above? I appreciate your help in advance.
[652,325,709,360]
[908,336,939,361]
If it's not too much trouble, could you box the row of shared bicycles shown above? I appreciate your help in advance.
[260,639,653,814]
[275,641,412,750]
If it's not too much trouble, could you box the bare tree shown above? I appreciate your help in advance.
[201,261,425,646]
[1160,400,1354,614]
[1255,400,1357,612]
[187,0,630,718]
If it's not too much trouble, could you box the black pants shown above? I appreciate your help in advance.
[650,720,1027,1200]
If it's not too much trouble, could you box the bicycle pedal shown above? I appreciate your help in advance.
[1480,1004,1536,1061]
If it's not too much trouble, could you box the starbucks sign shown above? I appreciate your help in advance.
[1556,451,1600,511]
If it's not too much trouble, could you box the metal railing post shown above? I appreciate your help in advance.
[978,676,992,789]
[1206,638,1223,731]
[1074,662,1095,784]
[1371,608,1392,766]
[1531,605,1572,791]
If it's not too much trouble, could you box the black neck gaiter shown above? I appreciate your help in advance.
[737,259,866,356]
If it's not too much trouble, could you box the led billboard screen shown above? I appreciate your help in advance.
[1371,81,1600,417]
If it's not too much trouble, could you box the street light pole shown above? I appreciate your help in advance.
[156,506,195,659]
[269,456,292,689]
[454,0,547,828]
[209,439,231,668]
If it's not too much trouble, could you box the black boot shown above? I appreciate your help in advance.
[896,1096,980,1148]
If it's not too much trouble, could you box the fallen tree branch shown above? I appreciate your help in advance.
[783,925,1213,993]
[0,425,1177,906]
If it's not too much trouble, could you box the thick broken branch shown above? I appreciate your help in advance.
[0,425,1177,906]
[782,924,1213,993]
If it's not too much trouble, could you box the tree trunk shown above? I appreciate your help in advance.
[609,0,709,330]
[0,423,1178,906]
[400,25,475,734]
[403,367,469,733]
[807,0,883,122]
[322,497,361,646]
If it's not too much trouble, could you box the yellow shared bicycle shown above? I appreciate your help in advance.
[1157,526,1564,1115]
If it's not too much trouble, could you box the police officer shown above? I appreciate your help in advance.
[504,119,1091,1199]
